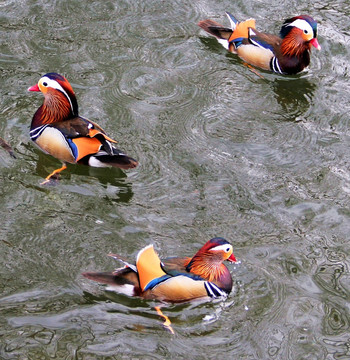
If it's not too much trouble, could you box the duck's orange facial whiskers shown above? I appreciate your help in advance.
[37,76,75,114]
[41,90,72,124]
[281,28,307,57]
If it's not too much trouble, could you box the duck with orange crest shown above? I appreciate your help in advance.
[82,237,237,333]
[198,12,321,75]
[28,73,138,184]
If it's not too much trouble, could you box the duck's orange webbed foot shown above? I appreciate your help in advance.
[40,164,67,185]
[155,306,175,335]
[244,63,265,79]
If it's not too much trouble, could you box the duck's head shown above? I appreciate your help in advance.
[280,15,321,51]
[186,237,236,274]
[28,73,79,117]
[197,237,236,262]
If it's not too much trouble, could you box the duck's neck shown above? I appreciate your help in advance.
[281,32,310,58]
[31,93,76,129]
[186,255,228,282]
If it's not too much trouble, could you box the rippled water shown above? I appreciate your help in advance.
[1,0,350,358]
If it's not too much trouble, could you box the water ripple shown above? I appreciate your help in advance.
[2,0,350,359]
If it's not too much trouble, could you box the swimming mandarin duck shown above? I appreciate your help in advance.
[82,237,236,333]
[28,73,138,184]
[198,13,321,75]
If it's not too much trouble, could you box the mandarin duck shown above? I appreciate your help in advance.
[28,73,138,184]
[198,13,321,75]
[82,237,236,333]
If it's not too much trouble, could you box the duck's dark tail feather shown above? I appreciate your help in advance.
[80,148,138,170]
[82,272,126,285]
[94,153,138,169]
[82,268,139,288]
[198,19,232,40]
[82,271,119,285]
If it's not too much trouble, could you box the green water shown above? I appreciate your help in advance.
[1,0,350,358]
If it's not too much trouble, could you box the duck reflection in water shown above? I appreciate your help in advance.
[271,77,317,120]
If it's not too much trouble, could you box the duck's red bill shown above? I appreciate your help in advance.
[28,84,40,92]
[310,38,321,50]
[228,253,237,262]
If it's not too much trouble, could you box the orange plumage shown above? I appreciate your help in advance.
[228,19,256,42]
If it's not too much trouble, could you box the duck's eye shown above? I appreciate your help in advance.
[304,29,309,34]
[225,247,230,253]
[43,82,48,87]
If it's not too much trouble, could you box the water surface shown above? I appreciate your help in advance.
[1,0,350,359]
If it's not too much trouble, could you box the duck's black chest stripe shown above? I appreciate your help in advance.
[270,57,285,74]
[205,282,227,298]
[30,125,49,141]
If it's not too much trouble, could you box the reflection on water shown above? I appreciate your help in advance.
[1,0,350,359]
[271,77,317,120]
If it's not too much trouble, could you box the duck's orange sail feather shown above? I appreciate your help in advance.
[72,137,102,161]
[228,19,256,42]
[136,245,167,291]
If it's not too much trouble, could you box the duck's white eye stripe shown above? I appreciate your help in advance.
[40,76,74,113]
[288,19,313,35]
[210,244,233,253]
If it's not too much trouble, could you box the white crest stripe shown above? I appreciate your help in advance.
[41,76,74,113]
[287,19,313,35]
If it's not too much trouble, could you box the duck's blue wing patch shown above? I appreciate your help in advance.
[66,138,79,160]
[144,274,172,291]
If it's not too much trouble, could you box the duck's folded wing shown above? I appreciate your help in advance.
[161,256,190,274]
[53,117,117,143]
[50,117,119,160]
[247,29,281,51]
